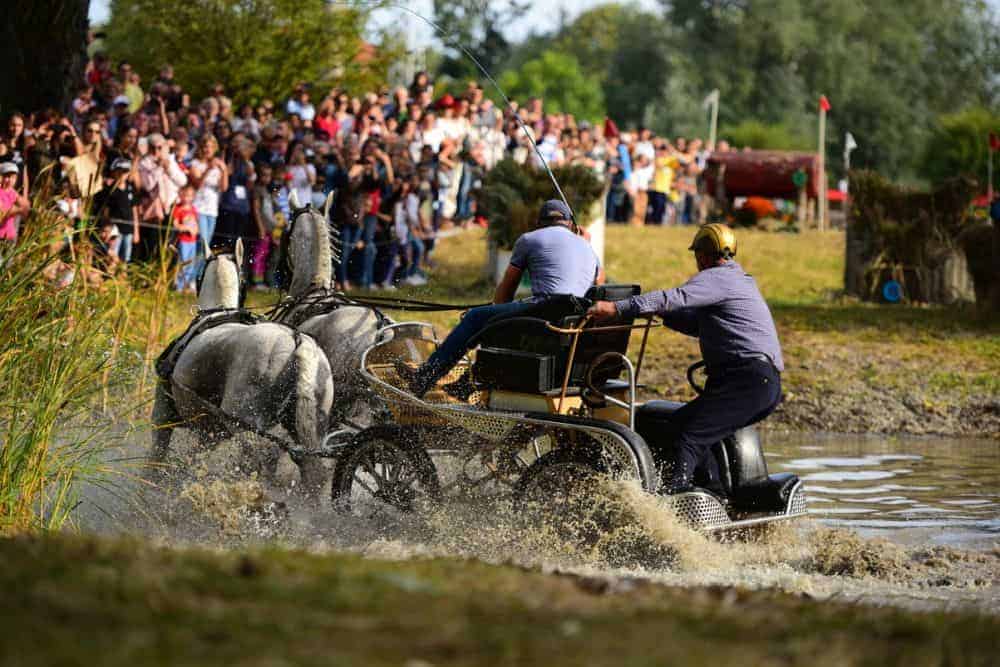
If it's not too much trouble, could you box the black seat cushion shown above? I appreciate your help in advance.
[633,400,686,444]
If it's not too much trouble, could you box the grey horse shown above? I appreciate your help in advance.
[271,191,385,424]
[150,240,335,494]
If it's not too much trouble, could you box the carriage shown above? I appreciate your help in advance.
[331,285,807,532]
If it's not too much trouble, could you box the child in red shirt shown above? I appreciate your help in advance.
[172,185,200,292]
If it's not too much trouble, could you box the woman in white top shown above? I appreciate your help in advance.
[285,143,316,207]
[189,134,228,253]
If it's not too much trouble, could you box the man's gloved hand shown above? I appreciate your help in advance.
[587,300,618,321]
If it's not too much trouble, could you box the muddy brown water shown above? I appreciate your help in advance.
[74,429,1000,615]
[764,433,1000,551]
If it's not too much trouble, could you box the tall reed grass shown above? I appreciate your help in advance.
[0,195,179,534]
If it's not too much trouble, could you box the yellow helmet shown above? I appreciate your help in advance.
[689,223,737,259]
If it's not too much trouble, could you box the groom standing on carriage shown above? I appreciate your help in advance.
[397,199,605,398]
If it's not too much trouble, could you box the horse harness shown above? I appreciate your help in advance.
[155,308,260,380]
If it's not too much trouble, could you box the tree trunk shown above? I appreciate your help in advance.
[0,1,90,115]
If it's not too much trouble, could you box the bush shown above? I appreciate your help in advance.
[725,120,811,151]
[921,107,1000,191]
[480,160,604,250]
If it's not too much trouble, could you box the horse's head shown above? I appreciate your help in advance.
[197,238,245,310]
[278,190,338,296]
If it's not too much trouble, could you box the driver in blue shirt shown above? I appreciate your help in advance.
[398,199,604,397]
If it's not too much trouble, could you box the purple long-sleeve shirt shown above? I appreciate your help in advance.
[614,260,784,372]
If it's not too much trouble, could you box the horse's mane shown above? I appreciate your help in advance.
[285,206,335,296]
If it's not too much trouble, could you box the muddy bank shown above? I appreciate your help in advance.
[768,385,1000,438]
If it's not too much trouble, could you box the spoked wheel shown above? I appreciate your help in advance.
[331,425,440,518]
[514,447,611,547]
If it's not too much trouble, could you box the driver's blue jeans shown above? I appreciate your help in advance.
[419,300,537,386]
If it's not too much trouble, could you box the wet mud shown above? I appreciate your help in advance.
[77,429,1000,618]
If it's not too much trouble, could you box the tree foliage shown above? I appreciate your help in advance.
[432,0,529,83]
[498,51,605,121]
[104,0,385,102]
[726,120,811,152]
[921,107,1000,192]
[505,4,669,129]
[659,0,1000,179]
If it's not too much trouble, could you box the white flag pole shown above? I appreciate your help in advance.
[704,90,720,151]
[710,93,719,151]
[844,132,857,192]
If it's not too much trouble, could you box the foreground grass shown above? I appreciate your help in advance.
[1,533,997,666]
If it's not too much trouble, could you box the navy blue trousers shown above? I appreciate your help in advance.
[641,359,782,493]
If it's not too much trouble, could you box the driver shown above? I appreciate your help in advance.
[398,199,604,398]
[587,223,783,494]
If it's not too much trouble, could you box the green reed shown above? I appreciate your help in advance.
[0,198,153,534]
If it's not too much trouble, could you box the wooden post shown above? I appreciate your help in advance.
[988,141,994,201]
[797,186,808,227]
[817,101,828,231]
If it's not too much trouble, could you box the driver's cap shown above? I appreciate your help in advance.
[538,199,573,222]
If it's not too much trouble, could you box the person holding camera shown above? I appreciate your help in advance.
[285,143,316,208]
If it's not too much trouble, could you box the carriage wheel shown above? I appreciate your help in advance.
[331,425,440,516]
[513,447,612,545]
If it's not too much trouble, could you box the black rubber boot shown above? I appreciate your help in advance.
[441,369,477,402]
[394,361,434,398]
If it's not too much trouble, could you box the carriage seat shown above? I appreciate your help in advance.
[634,401,796,506]
[471,285,640,394]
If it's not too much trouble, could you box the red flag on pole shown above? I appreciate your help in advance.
[819,95,831,112]
[990,132,1000,152]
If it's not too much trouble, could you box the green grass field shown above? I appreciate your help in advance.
[2,533,998,666]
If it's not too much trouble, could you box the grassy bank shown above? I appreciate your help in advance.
[1,533,997,666]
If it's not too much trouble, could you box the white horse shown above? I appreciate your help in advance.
[150,240,335,494]
[272,191,385,423]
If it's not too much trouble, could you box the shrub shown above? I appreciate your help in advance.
[480,160,604,250]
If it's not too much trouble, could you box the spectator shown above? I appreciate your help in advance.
[286,84,316,124]
[170,184,200,292]
[0,163,30,261]
[215,137,257,275]
[231,104,261,143]
[93,158,140,263]
[313,98,339,142]
[138,132,187,258]
[189,134,228,254]
[285,143,316,207]
[252,162,280,289]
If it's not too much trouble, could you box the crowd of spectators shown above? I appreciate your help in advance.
[0,53,717,292]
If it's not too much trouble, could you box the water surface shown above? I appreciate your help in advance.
[765,433,1000,550]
